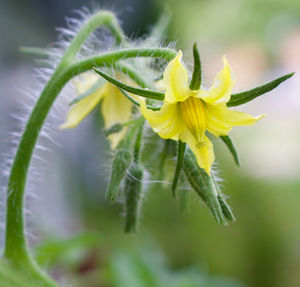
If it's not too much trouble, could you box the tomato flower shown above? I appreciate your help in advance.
[140,51,265,174]
[60,72,135,149]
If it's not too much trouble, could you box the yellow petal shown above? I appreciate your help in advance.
[180,96,207,146]
[201,56,235,105]
[163,51,192,103]
[60,85,106,130]
[101,84,134,149]
[140,100,186,140]
[73,72,100,94]
[205,103,266,137]
[180,130,215,175]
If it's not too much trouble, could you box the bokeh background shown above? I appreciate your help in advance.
[1,0,300,287]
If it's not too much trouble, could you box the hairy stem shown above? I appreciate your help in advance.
[4,47,176,265]
[4,11,127,286]
[61,10,125,65]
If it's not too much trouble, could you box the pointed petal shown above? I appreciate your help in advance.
[60,86,106,130]
[205,103,266,137]
[101,84,134,149]
[163,51,192,103]
[140,100,186,140]
[201,56,235,105]
[181,131,215,175]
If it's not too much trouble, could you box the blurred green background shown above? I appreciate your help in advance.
[0,0,300,287]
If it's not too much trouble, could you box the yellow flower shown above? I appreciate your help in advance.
[140,51,265,175]
[60,72,134,149]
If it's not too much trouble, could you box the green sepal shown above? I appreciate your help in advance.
[105,119,142,201]
[157,139,172,180]
[104,123,123,137]
[106,148,133,202]
[217,195,235,222]
[93,68,165,100]
[119,89,161,111]
[182,149,226,224]
[220,135,240,166]
[189,43,202,90]
[211,174,235,222]
[69,78,104,106]
[227,73,294,107]
[172,140,186,197]
[124,164,143,233]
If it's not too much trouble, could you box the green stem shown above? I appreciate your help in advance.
[61,10,125,65]
[72,47,176,73]
[4,9,124,266]
[4,11,174,286]
[4,47,176,264]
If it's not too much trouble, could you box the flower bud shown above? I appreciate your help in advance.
[124,164,143,233]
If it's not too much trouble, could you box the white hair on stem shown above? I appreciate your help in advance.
[0,2,176,252]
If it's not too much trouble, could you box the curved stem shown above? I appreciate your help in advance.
[70,47,176,72]
[61,10,125,65]
[4,47,176,265]
[3,10,126,284]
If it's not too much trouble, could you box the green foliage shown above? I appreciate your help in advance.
[109,248,246,287]
[35,233,101,267]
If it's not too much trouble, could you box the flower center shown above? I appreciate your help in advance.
[180,97,207,147]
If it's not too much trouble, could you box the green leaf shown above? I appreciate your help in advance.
[227,73,294,107]
[35,232,101,267]
[189,43,202,90]
[93,68,165,100]
[220,135,240,166]
[182,149,225,224]
[172,141,186,197]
